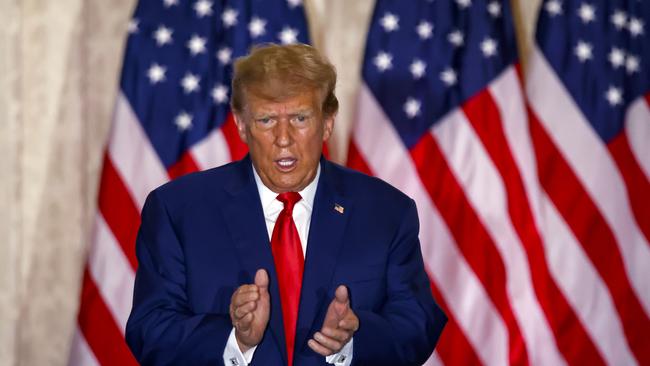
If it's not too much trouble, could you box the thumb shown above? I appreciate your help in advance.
[333,286,349,318]
[255,269,269,292]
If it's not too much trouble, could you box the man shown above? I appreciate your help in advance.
[126,43,446,365]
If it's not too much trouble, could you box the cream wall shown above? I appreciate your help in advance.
[0,1,540,364]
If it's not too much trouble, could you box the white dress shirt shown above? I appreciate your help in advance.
[223,165,353,366]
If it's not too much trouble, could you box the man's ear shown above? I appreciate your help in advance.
[322,114,335,142]
[233,114,248,143]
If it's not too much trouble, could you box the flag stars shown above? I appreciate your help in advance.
[187,35,207,56]
[480,37,498,57]
[211,84,229,104]
[286,0,302,8]
[448,30,464,47]
[221,8,238,27]
[577,3,595,24]
[404,98,421,119]
[545,0,563,17]
[163,0,178,7]
[194,0,213,17]
[456,0,472,9]
[440,67,457,86]
[127,18,139,34]
[217,46,233,64]
[611,10,627,30]
[278,27,299,44]
[380,13,399,32]
[628,17,644,37]
[374,52,393,72]
[175,112,193,131]
[626,55,640,74]
[147,63,166,84]
[605,86,623,106]
[487,1,501,17]
[608,47,625,69]
[410,59,427,79]
[574,40,593,62]
[181,73,200,93]
[153,25,173,46]
[416,21,434,40]
[249,17,267,38]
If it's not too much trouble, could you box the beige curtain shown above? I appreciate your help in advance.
[0,0,540,364]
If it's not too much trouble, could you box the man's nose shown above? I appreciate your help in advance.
[274,119,293,147]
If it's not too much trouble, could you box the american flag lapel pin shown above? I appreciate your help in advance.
[334,203,344,214]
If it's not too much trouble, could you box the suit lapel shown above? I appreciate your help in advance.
[220,157,288,364]
[295,160,352,353]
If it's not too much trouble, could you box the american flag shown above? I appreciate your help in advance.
[348,0,649,365]
[67,0,309,364]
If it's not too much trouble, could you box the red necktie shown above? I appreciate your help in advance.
[271,192,304,366]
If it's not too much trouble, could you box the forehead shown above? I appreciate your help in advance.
[244,88,320,114]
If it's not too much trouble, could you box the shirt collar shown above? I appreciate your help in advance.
[253,163,320,213]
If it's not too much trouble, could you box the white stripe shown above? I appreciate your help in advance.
[109,92,169,210]
[541,195,637,365]
[353,83,508,366]
[490,67,636,364]
[190,127,232,170]
[625,96,650,180]
[423,350,444,366]
[526,47,650,312]
[67,328,100,366]
[88,213,136,333]
[431,108,565,366]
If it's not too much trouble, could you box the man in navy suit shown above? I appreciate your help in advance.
[126,43,446,365]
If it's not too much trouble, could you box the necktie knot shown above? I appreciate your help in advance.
[276,192,302,213]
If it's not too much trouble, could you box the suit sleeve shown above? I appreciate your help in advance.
[352,198,447,366]
[125,190,232,365]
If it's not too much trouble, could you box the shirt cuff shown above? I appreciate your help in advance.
[325,337,353,366]
[223,328,257,366]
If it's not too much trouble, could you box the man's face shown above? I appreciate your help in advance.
[234,88,334,193]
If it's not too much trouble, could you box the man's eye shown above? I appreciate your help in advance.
[292,115,307,123]
[256,117,272,124]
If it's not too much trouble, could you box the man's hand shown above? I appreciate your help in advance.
[308,285,359,356]
[229,269,270,353]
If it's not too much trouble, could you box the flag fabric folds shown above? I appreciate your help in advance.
[68,1,309,364]
[348,0,649,365]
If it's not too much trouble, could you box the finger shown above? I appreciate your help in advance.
[334,285,349,304]
[320,327,351,343]
[232,289,260,307]
[337,317,359,332]
[255,269,269,292]
[311,331,343,353]
[236,312,254,332]
[308,339,334,357]
[233,300,257,319]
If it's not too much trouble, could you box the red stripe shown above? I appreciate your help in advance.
[528,108,650,365]
[608,133,650,243]
[463,89,604,364]
[410,133,529,365]
[78,267,138,365]
[345,140,373,175]
[97,154,140,270]
[168,151,200,180]
[221,113,248,161]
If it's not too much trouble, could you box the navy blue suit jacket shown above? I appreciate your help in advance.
[126,156,446,365]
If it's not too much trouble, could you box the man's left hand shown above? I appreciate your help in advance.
[308,285,359,356]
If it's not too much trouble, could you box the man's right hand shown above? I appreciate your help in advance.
[229,269,270,353]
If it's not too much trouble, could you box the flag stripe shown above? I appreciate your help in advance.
[462,86,603,365]
[190,127,232,171]
[528,107,650,365]
[168,151,200,180]
[410,132,530,365]
[625,96,650,182]
[68,328,100,366]
[221,113,249,162]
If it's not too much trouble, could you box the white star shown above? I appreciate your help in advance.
[448,30,464,47]
[577,3,595,24]
[628,17,644,37]
[487,1,501,17]
[181,73,200,93]
[440,67,457,86]
[175,112,193,131]
[545,0,563,17]
[211,84,229,104]
[611,10,627,30]
[605,86,623,106]
[163,0,178,7]
[128,18,139,34]
[456,0,472,9]
[373,52,393,72]
[221,8,238,27]
[480,37,498,57]
[574,40,593,62]
[147,63,166,84]
[278,27,299,44]
[248,17,267,38]
[194,0,213,18]
[608,47,625,69]
[153,25,173,46]
[416,21,434,40]
[187,34,207,56]
[410,59,427,79]
[626,55,640,74]
[286,0,302,8]
[380,12,399,32]
[404,98,421,119]
[217,47,233,64]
